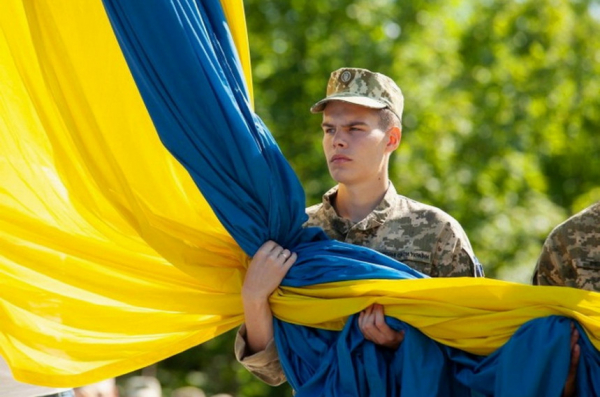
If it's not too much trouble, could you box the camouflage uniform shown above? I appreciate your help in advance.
[305,184,481,277]
[235,183,483,385]
[533,201,600,291]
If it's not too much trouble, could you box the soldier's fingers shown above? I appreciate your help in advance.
[249,241,277,267]
[358,312,368,335]
[281,252,297,269]
[359,309,374,333]
[359,310,369,327]
[570,326,579,349]
[398,330,406,344]
[255,241,282,261]
[363,307,377,329]
[261,240,277,252]
[373,305,387,331]
[563,343,580,397]
[252,241,271,259]
[358,313,367,331]
[571,344,580,367]
[267,246,285,262]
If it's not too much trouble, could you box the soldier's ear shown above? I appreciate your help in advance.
[386,126,401,152]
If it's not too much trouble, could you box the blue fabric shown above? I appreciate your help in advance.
[101,1,600,395]
[276,313,598,396]
[102,0,313,256]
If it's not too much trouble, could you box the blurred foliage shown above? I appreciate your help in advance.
[119,0,600,395]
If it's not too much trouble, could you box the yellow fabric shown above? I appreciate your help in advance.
[220,0,254,107]
[1,0,600,389]
[273,278,600,356]
[0,0,246,387]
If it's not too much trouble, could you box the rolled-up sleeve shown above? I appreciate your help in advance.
[234,324,287,386]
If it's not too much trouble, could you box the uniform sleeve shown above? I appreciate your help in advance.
[435,221,483,278]
[234,324,287,386]
[533,230,576,287]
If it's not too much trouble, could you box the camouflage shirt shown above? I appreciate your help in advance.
[235,183,483,387]
[533,201,600,291]
[305,184,483,277]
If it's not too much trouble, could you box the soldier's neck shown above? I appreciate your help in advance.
[334,178,389,223]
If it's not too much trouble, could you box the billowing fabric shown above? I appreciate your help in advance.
[1,0,600,395]
[100,0,317,257]
[0,0,248,386]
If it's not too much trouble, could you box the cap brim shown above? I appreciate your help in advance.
[310,95,387,113]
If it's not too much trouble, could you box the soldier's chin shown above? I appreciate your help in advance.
[329,170,357,185]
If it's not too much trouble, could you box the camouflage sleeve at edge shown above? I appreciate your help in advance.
[435,222,479,277]
[533,234,571,287]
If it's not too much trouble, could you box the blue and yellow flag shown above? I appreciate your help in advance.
[1,0,600,395]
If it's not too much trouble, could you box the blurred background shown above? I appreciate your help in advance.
[110,0,600,395]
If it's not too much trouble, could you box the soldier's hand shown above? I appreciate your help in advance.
[562,322,580,397]
[358,304,405,350]
[242,240,297,303]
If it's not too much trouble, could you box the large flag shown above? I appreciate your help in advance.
[1,0,599,395]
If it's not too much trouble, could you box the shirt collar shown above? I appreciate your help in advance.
[321,183,398,233]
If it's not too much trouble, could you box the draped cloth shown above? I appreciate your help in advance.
[1,0,600,395]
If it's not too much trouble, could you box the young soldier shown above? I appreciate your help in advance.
[236,67,483,385]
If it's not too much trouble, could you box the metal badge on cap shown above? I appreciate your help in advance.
[340,70,352,83]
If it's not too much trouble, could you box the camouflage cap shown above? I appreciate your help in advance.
[310,67,404,122]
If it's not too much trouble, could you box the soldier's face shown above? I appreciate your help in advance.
[321,101,393,186]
